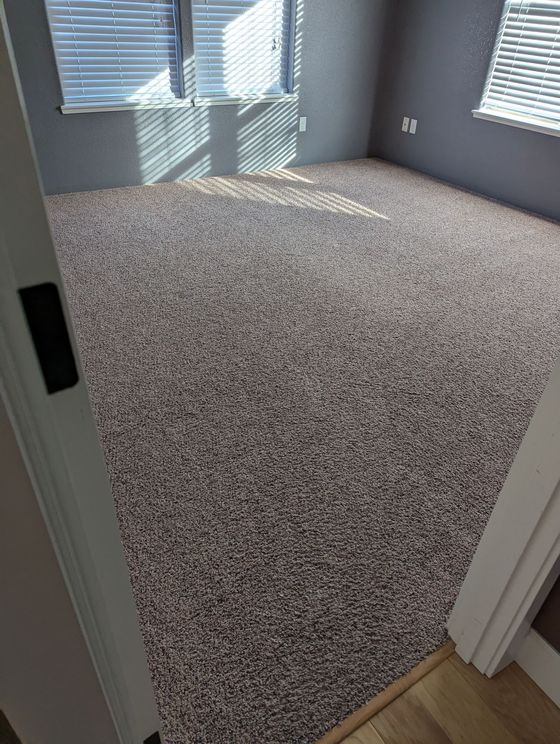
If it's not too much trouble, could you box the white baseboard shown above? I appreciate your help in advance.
[515,628,560,707]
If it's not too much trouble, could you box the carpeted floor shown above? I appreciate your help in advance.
[48,159,560,744]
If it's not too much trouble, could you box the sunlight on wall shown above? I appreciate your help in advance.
[181,175,388,219]
[237,100,299,172]
[235,0,304,173]
[134,105,210,183]
[133,59,212,183]
[132,2,307,184]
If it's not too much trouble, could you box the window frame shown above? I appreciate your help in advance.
[190,0,298,106]
[50,0,300,114]
[473,0,560,138]
[45,0,188,114]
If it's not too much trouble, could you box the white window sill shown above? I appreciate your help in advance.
[472,108,560,139]
[59,93,298,114]
[193,93,298,107]
[60,98,194,115]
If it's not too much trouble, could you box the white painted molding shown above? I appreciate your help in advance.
[448,356,560,677]
[61,93,299,115]
[472,108,560,138]
[61,97,195,114]
[193,93,298,107]
[0,9,159,743]
[516,629,560,708]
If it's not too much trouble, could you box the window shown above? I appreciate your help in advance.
[191,0,294,100]
[45,0,181,109]
[475,0,560,135]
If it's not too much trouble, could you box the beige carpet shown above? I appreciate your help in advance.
[48,159,560,744]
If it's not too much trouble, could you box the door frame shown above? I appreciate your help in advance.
[448,357,560,677]
[0,8,160,743]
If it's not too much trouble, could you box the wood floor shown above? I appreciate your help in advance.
[340,653,560,744]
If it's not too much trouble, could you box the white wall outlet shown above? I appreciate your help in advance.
[409,118,417,134]
[402,116,410,133]
[299,116,307,133]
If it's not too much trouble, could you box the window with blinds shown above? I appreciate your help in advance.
[44,0,181,108]
[479,0,560,128]
[192,0,294,99]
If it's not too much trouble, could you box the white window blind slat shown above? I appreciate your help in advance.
[496,64,560,80]
[45,0,181,105]
[487,90,560,111]
[480,0,560,125]
[490,76,560,94]
[192,0,293,98]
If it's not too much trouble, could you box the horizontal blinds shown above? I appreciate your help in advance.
[192,0,292,97]
[482,0,560,122]
[45,0,181,104]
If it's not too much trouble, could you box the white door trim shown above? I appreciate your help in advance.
[515,629,560,707]
[448,357,560,677]
[0,9,159,743]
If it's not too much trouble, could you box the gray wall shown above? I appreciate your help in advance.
[371,0,560,222]
[5,0,388,194]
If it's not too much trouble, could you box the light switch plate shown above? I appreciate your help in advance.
[402,116,410,132]
[409,118,417,134]
[299,116,307,133]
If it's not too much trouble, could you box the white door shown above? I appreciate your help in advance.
[0,8,160,743]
